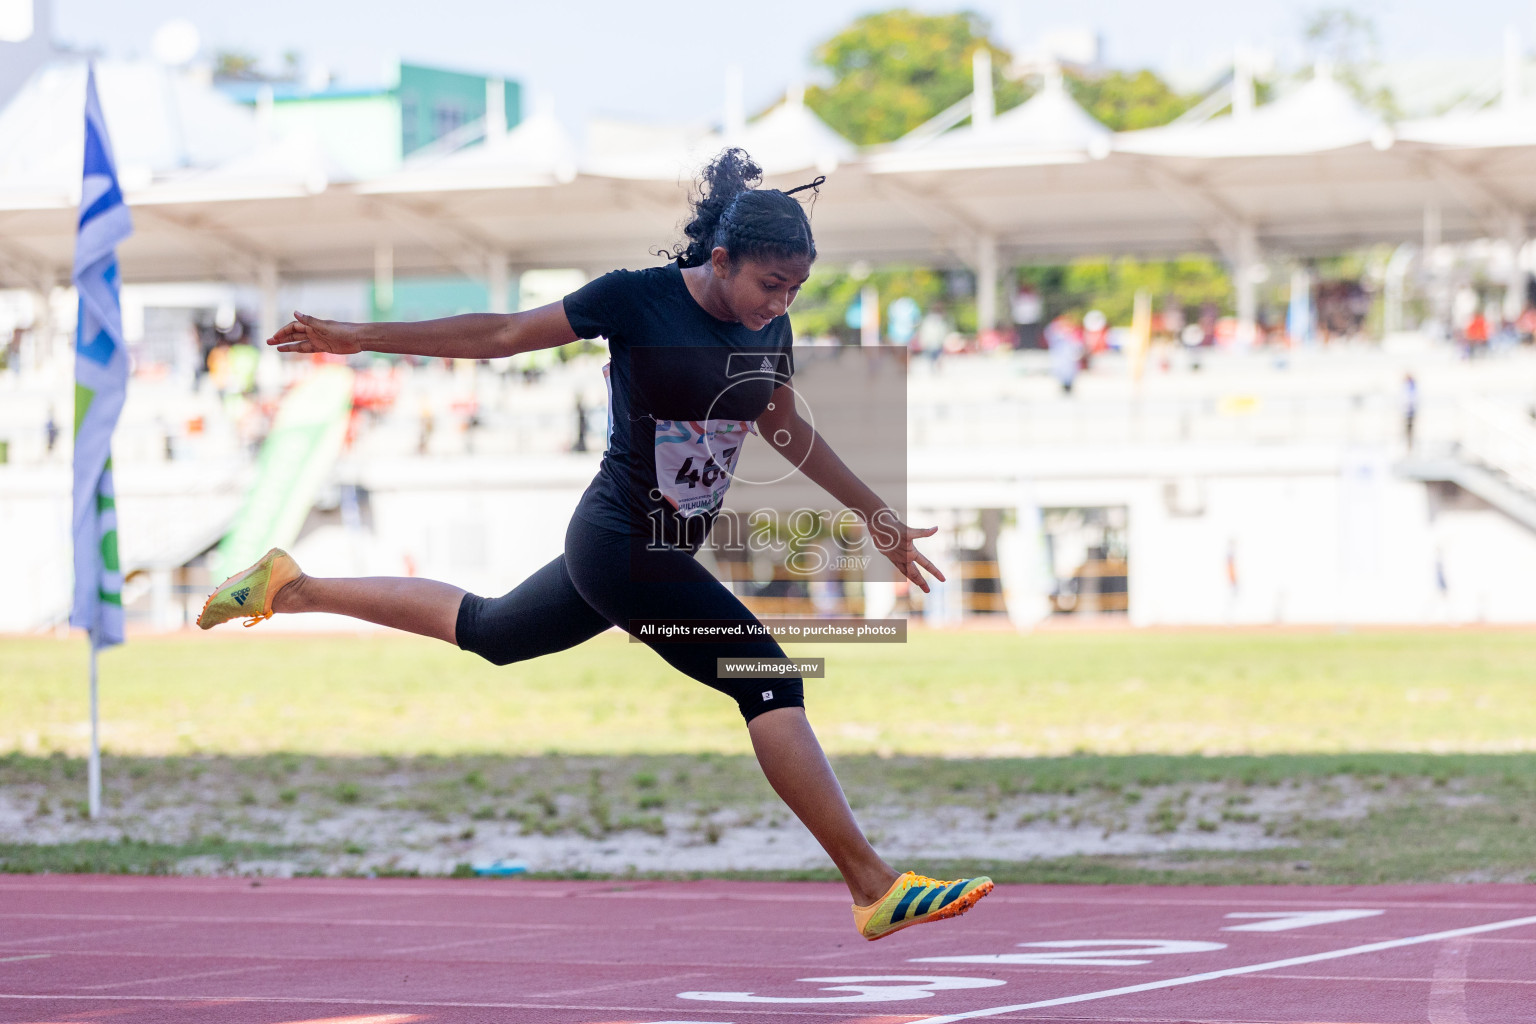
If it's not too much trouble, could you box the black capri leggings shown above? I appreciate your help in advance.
[455,512,805,722]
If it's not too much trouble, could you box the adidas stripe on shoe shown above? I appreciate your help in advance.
[852,871,993,941]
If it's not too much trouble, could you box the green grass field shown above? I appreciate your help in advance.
[6,628,1536,757]
[5,628,1536,884]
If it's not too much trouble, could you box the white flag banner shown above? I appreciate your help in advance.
[70,64,133,650]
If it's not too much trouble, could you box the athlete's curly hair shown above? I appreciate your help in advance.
[663,148,823,269]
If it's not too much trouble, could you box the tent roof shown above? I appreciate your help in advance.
[1398,98,1536,148]
[5,59,1536,291]
[0,59,263,208]
[871,75,1111,173]
[360,102,580,194]
[584,92,855,181]
[1116,70,1392,158]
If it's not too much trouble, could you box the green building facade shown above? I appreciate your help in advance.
[399,63,520,157]
[243,61,522,180]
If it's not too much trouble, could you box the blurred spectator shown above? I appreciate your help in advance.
[573,393,589,453]
[915,303,951,368]
[1402,373,1418,449]
[5,327,23,373]
[1517,306,1536,344]
[1312,279,1369,342]
[1180,322,1206,371]
[44,406,59,454]
[886,295,921,348]
[1162,299,1185,341]
[1198,302,1219,346]
[1493,317,1519,353]
[1462,310,1489,358]
[976,327,1013,352]
[1046,314,1084,395]
[1083,309,1110,354]
[207,341,260,396]
[418,401,434,455]
[1226,538,1239,598]
[1010,283,1043,349]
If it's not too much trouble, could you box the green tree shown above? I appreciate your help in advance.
[1019,256,1233,325]
[212,50,263,82]
[1302,7,1399,117]
[790,266,955,339]
[805,9,1027,145]
[1067,69,1198,132]
[213,49,304,85]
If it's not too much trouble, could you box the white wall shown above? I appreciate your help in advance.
[917,444,1536,627]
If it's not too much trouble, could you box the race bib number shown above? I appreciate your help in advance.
[654,418,752,517]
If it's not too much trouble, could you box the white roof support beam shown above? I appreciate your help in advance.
[1133,158,1264,342]
[972,49,995,132]
[975,232,999,332]
[1408,151,1522,239]
[133,206,272,281]
[1232,221,1261,346]
[257,258,279,344]
[1505,212,1527,320]
[0,238,58,293]
[865,176,990,272]
[373,242,394,316]
[486,251,511,314]
[1132,159,1249,262]
[362,195,499,282]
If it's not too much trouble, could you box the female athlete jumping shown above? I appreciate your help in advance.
[198,149,992,940]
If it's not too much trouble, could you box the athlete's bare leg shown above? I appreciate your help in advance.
[748,706,900,906]
[272,574,464,644]
[271,575,893,903]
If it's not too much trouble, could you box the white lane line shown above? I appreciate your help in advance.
[526,970,714,1000]
[1262,971,1536,986]
[4,880,1536,916]
[0,912,843,935]
[75,962,283,991]
[1427,939,1472,1024]
[0,955,49,964]
[2,922,180,948]
[1222,909,1384,932]
[912,913,1536,1023]
[0,993,789,1015]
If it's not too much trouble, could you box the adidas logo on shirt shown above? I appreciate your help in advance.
[759,356,774,372]
[231,587,251,607]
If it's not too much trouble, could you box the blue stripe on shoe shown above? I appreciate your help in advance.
[913,884,946,917]
[891,884,925,923]
[934,880,968,909]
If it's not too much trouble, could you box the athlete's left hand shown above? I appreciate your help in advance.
[875,519,947,593]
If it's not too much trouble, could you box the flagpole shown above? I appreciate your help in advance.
[71,64,131,823]
[88,645,101,819]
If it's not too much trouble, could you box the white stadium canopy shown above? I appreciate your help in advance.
[4,55,1536,339]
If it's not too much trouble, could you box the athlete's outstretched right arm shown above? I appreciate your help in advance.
[265,301,578,359]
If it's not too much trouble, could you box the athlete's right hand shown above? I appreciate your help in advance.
[268,311,366,355]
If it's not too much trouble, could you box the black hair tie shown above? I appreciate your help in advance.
[784,175,826,197]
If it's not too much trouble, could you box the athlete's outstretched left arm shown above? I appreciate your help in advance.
[757,384,946,592]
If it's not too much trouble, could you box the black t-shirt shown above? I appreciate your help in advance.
[563,263,794,541]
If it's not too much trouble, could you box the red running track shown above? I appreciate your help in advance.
[1,875,1534,1023]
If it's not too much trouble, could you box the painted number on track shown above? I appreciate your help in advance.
[913,939,1227,966]
[677,974,1006,1004]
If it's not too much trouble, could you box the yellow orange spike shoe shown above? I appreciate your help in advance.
[196,548,302,629]
[852,871,994,941]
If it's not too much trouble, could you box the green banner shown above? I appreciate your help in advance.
[215,365,354,581]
